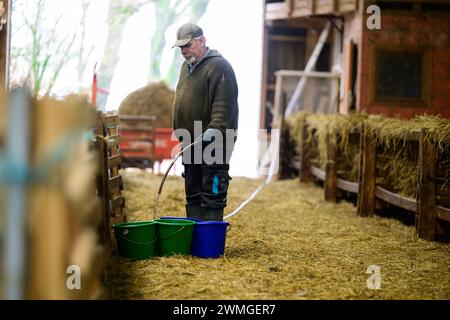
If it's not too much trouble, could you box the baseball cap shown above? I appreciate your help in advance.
[172,22,203,48]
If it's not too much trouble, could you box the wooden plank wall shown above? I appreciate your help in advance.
[266,0,357,20]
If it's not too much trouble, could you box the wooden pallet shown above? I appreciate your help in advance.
[96,112,126,252]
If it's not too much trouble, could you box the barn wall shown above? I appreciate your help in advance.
[358,11,450,118]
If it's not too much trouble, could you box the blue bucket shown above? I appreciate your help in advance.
[191,221,230,258]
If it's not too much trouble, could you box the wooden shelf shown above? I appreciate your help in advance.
[269,34,306,42]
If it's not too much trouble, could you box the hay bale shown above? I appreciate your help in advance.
[365,114,450,198]
[118,81,174,128]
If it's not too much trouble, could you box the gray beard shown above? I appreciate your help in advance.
[187,56,196,64]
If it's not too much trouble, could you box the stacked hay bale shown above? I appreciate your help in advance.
[366,115,450,200]
[118,81,174,128]
[285,112,450,201]
[286,112,365,182]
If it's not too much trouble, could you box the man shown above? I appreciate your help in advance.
[172,22,239,221]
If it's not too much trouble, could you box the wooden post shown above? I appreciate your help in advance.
[106,115,123,220]
[332,0,338,12]
[307,0,315,14]
[324,128,337,202]
[105,113,125,226]
[299,119,311,182]
[278,118,295,180]
[96,112,111,251]
[340,41,355,114]
[272,72,283,128]
[286,0,293,16]
[417,128,437,240]
[357,124,375,216]
[0,0,10,92]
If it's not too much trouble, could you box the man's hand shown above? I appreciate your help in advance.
[202,128,219,142]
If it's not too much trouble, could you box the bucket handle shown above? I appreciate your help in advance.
[159,226,186,241]
[119,235,158,246]
[118,232,159,246]
[226,224,232,233]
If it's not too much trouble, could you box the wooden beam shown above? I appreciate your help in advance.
[107,154,121,169]
[120,115,156,121]
[271,72,284,127]
[357,124,375,217]
[260,25,269,129]
[108,175,123,191]
[340,40,354,114]
[417,128,437,240]
[278,119,287,180]
[119,125,154,131]
[96,112,111,251]
[299,119,311,182]
[111,196,124,210]
[324,129,337,202]
[332,0,339,12]
[375,186,417,213]
[265,2,289,20]
[337,178,359,194]
[0,0,10,92]
[107,124,119,178]
[269,34,306,42]
[436,206,450,223]
[311,165,325,181]
[275,70,341,78]
[105,134,120,149]
[307,0,315,14]
[103,114,119,126]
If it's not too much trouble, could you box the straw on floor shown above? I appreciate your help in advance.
[105,169,450,299]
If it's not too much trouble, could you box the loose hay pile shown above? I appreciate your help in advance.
[105,170,450,300]
[118,81,174,128]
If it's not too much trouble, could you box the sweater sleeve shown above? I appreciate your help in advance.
[207,62,238,133]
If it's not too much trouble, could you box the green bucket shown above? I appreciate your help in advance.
[113,221,157,260]
[155,219,196,256]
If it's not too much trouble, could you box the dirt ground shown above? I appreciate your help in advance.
[105,170,450,300]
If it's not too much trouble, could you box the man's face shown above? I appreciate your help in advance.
[180,37,204,64]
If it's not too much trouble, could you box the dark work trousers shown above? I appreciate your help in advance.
[182,143,232,221]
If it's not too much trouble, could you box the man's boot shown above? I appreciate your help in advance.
[202,207,224,221]
[186,203,204,220]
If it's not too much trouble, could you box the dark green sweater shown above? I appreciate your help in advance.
[172,49,239,142]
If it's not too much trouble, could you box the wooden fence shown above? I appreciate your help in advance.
[1,91,108,299]
[95,112,126,253]
[280,118,450,242]
[0,92,130,299]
